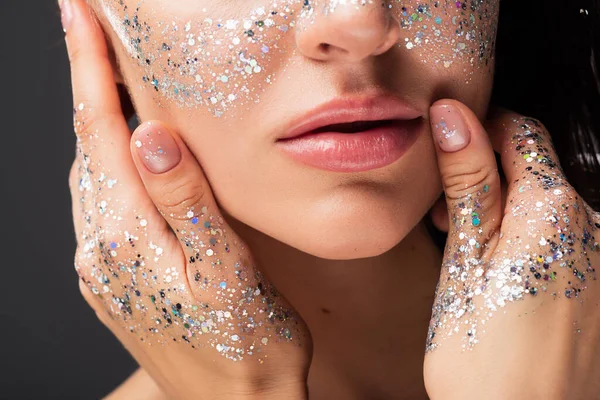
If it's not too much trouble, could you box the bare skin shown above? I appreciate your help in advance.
[105,369,165,400]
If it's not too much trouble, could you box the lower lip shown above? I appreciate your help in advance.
[275,119,422,173]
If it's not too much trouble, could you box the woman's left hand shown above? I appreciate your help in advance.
[424,100,600,399]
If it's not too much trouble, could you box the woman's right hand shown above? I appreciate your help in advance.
[423,101,600,399]
[62,0,311,398]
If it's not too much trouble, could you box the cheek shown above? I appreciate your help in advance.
[101,0,297,118]
[398,1,499,116]
[398,1,499,68]
[443,65,495,119]
[102,0,498,119]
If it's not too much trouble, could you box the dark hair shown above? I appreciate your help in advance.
[492,1,600,210]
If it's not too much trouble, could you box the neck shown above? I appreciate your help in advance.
[228,218,442,399]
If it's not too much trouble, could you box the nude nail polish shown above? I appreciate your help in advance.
[430,104,471,152]
[134,124,182,174]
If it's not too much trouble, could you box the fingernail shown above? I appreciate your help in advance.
[134,123,182,174]
[59,0,73,33]
[430,104,471,152]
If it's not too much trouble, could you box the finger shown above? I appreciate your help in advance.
[69,158,85,242]
[485,111,569,206]
[429,171,510,234]
[129,123,309,355]
[61,0,165,236]
[429,100,503,259]
[130,123,307,359]
[130,122,257,296]
[62,0,124,132]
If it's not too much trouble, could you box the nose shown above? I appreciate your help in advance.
[295,1,401,63]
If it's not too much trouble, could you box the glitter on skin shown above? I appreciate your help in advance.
[426,117,600,352]
[99,0,498,117]
[100,0,298,116]
[72,105,303,362]
[71,4,600,367]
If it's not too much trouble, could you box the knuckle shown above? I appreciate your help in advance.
[73,102,124,140]
[67,41,85,65]
[487,111,553,149]
[512,116,552,144]
[78,281,111,328]
[74,248,90,276]
[443,164,497,201]
[78,280,97,307]
[485,107,521,128]
[519,116,548,133]
[489,109,547,133]
[156,178,208,220]
[94,310,113,329]
[74,247,98,282]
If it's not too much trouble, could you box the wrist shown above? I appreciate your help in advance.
[220,380,308,400]
[105,368,168,400]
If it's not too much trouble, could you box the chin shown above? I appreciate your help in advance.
[263,196,426,260]
[294,227,409,260]
[222,149,441,261]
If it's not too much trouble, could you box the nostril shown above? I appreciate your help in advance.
[319,43,330,54]
[318,43,351,59]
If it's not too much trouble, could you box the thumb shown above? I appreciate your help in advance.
[130,122,310,362]
[429,100,502,259]
[130,121,249,295]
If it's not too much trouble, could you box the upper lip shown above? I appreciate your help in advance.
[276,94,423,141]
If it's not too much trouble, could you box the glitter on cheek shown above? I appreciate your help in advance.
[100,0,298,117]
[98,0,499,117]
[101,1,138,59]
[397,0,499,77]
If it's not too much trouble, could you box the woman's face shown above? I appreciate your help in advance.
[95,0,499,259]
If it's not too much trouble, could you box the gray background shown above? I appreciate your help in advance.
[0,2,137,399]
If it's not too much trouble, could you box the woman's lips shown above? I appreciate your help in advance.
[276,119,422,172]
[275,95,423,173]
